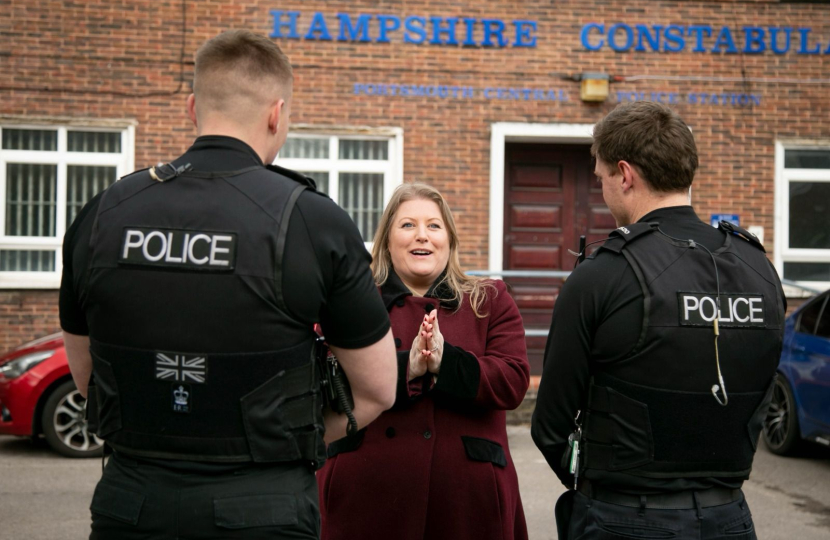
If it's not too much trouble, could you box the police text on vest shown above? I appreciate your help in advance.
[119,227,237,271]
[677,292,766,328]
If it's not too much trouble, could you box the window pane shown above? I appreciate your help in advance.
[816,303,830,339]
[67,166,117,227]
[796,296,826,335]
[280,137,329,159]
[5,163,57,237]
[298,171,328,194]
[789,182,830,249]
[785,149,830,169]
[784,262,830,282]
[339,140,388,161]
[68,131,121,153]
[0,250,56,272]
[339,173,383,242]
[2,129,57,151]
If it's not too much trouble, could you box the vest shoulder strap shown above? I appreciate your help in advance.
[89,169,156,249]
[718,221,765,253]
[274,183,308,313]
[266,164,319,190]
[598,222,659,254]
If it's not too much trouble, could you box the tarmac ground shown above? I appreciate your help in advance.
[1,426,829,539]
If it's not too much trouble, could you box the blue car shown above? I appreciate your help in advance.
[763,290,830,455]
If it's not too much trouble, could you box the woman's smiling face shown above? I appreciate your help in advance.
[388,198,450,295]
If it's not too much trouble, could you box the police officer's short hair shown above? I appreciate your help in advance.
[591,101,698,193]
[194,30,293,107]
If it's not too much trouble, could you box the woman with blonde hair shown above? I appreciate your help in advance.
[317,183,530,540]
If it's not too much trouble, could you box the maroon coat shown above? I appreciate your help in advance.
[318,272,531,540]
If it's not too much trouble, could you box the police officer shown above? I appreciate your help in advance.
[531,101,785,540]
[60,30,397,539]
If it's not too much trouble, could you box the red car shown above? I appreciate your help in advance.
[0,333,102,458]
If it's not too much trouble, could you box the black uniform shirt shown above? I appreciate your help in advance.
[531,205,786,492]
[60,135,390,350]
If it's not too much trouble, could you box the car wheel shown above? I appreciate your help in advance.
[41,380,104,458]
[763,376,803,456]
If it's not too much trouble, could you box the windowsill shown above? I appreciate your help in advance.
[0,274,61,289]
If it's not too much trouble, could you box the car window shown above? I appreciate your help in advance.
[815,299,830,339]
[797,295,827,335]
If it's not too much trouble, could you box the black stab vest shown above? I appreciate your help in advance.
[81,165,327,467]
[582,221,784,480]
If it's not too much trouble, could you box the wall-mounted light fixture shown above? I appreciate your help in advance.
[580,72,610,102]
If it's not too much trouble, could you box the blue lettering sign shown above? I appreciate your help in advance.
[635,25,662,52]
[581,22,827,56]
[462,18,477,46]
[404,16,427,44]
[338,13,372,42]
[799,28,821,54]
[269,12,538,48]
[616,90,759,107]
[608,23,634,51]
[770,27,791,54]
[305,12,332,41]
[482,19,507,47]
[688,25,712,52]
[377,15,401,43]
[743,27,765,54]
[712,27,738,53]
[581,23,604,51]
[430,17,459,45]
[664,25,685,52]
[513,21,537,47]
[270,10,301,39]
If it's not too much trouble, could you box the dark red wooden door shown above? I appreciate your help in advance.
[503,143,615,375]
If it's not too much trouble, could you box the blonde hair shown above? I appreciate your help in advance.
[371,183,494,318]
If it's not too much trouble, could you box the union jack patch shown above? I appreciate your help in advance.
[155,353,207,384]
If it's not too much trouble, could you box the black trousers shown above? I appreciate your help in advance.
[89,453,320,540]
[557,491,756,540]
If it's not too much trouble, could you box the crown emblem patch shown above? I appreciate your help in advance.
[172,384,191,413]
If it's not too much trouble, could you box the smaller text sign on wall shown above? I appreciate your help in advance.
[352,83,762,108]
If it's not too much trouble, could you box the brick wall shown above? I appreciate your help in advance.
[1,0,828,351]
[0,291,60,355]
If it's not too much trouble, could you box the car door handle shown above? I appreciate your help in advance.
[792,344,807,352]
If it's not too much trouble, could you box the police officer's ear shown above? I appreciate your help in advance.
[617,160,637,193]
[186,94,198,128]
[267,98,286,135]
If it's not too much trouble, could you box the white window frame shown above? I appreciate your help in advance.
[0,121,135,289]
[774,141,830,292]
[275,126,404,249]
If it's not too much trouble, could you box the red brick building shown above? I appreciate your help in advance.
[2,0,829,374]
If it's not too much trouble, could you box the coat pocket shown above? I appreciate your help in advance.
[90,482,144,525]
[461,436,507,468]
[214,494,298,529]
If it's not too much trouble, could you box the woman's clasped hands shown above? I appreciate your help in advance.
[408,310,444,381]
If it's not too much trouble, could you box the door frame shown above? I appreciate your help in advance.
[489,122,594,273]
